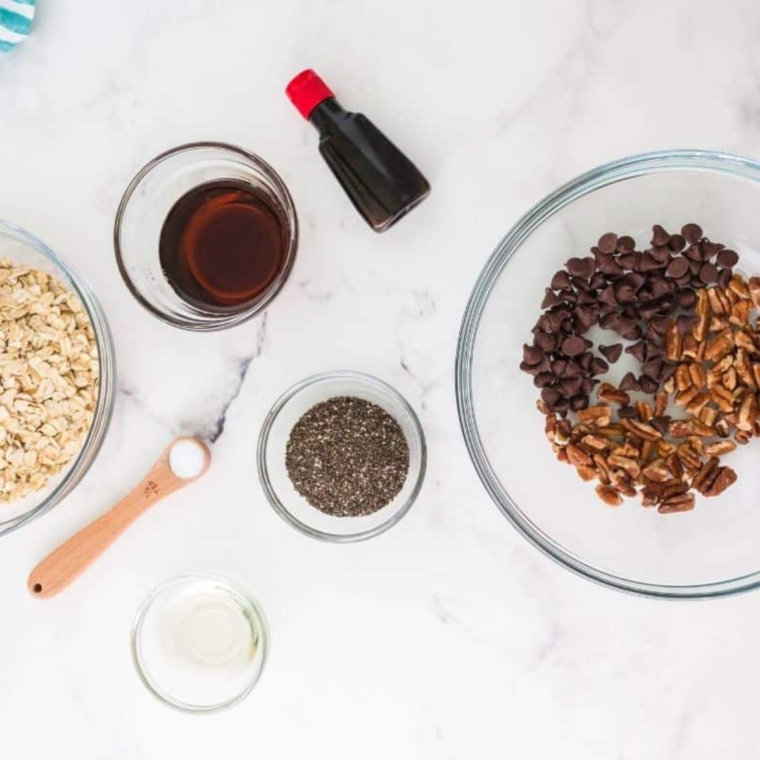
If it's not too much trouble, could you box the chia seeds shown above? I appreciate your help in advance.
[285,396,410,517]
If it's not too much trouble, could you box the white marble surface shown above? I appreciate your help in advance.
[2,1,760,758]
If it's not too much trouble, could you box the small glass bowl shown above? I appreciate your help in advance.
[131,574,268,713]
[0,219,115,538]
[257,371,427,542]
[114,142,298,331]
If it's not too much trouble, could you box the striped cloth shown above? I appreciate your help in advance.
[0,0,35,53]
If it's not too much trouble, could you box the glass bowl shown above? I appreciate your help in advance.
[456,150,760,599]
[0,220,115,538]
[257,371,427,542]
[114,142,298,331]
[131,574,268,713]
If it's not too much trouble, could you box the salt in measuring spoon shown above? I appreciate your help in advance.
[27,437,211,599]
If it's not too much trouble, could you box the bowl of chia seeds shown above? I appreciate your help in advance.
[257,371,426,542]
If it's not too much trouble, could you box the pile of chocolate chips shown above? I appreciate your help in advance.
[520,224,739,415]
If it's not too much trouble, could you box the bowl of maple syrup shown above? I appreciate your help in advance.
[114,142,298,331]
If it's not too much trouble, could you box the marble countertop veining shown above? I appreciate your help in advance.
[2,1,760,758]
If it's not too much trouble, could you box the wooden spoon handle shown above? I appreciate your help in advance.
[28,439,208,599]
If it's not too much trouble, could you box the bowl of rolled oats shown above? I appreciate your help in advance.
[457,150,760,599]
[0,220,115,537]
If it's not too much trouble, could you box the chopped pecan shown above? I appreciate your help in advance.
[735,428,752,445]
[597,382,630,406]
[691,457,720,494]
[709,316,730,333]
[729,275,751,300]
[620,418,662,441]
[580,434,610,451]
[642,461,670,482]
[704,329,735,363]
[723,366,738,391]
[636,400,653,422]
[566,444,592,467]
[658,492,696,514]
[730,300,751,327]
[736,393,758,431]
[545,413,557,442]
[705,440,737,457]
[664,324,683,361]
[654,391,668,418]
[703,466,737,497]
[735,348,757,390]
[676,364,692,393]
[669,420,693,438]
[595,484,622,507]
[698,406,718,427]
[675,386,700,407]
[607,454,641,479]
[748,276,760,307]
[685,392,710,416]
[736,329,758,354]
[593,453,611,484]
[711,384,735,413]
[707,287,731,316]
[688,363,707,390]
[694,290,710,342]
[577,405,611,427]
[576,465,598,482]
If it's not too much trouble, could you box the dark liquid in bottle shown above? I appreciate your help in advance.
[159,180,286,312]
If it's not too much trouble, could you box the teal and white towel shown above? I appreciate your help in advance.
[0,0,35,53]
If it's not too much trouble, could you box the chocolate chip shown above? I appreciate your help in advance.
[578,352,594,372]
[541,388,561,406]
[562,335,586,356]
[684,244,702,262]
[650,246,672,265]
[570,395,589,412]
[576,290,597,306]
[520,357,549,375]
[534,372,556,388]
[647,342,667,359]
[589,272,608,290]
[590,357,609,376]
[598,286,617,307]
[551,270,573,290]
[598,233,618,254]
[581,377,598,395]
[700,262,719,284]
[651,417,671,436]
[619,372,642,392]
[618,406,638,419]
[639,252,663,272]
[554,398,570,415]
[599,344,623,363]
[651,278,676,299]
[681,223,703,243]
[700,240,719,260]
[716,267,733,289]
[617,252,638,270]
[642,359,663,380]
[660,362,677,382]
[560,376,583,396]
[668,234,686,252]
[677,289,697,309]
[651,316,673,335]
[540,289,564,308]
[574,305,597,328]
[523,345,544,365]
[639,376,659,394]
[717,249,739,268]
[625,341,648,363]
[651,225,670,247]
[666,257,689,278]
[616,235,635,253]
[563,362,582,378]
[566,257,596,280]
[551,359,567,376]
[654,297,676,316]
[688,259,703,277]
[534,332,557,352]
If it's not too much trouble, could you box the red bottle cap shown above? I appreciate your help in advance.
[285,69,335,119]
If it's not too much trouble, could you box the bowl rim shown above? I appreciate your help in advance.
[455,149,760,600]
[130,572,269,713]
[257,370,427,543]
[113,141,299,332]
[0,219,116,537]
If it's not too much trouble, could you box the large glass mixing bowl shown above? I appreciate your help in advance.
[456,150,760,599]
[0,220,115,537]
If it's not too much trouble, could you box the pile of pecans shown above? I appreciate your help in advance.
[524,224,760,514]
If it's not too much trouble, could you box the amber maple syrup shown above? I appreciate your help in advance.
[159,180,287,312]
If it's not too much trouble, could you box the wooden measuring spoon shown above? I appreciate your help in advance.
[28,437,211,599]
